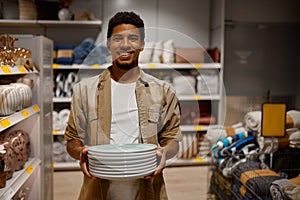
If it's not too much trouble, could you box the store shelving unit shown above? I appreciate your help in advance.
[0,35,53,200]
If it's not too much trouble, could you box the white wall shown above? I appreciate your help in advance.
[95,0,212,48]
[223,0,300,104]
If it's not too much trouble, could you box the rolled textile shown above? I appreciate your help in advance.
[270,178,300,200]
[290,176,300,186]
[287,110,300,129]
[244,111,261,132]
[233,160,282,199]
[206,125,227,145]
[288,129,300,148]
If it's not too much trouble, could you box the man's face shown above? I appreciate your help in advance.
[107,24,144,70]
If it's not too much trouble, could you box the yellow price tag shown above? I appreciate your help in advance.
[52,163,56,168]
[194,125,202,131]
[33,105,40,112]
[26,165,34,174]
[1,66,12,74]
[194,95,201,100]
[52,64,59,69]
[0,118,11,129]
[21,110,30,117]
[18,66,27,73]
[148,63,156,69]
[194,157,204,162]
[53,130,59,135]
[91,64,101,68]
[194,63,203,68]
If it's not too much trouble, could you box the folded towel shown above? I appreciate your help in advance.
[83,45,110,65]
[173,75,196,96]
[73,38,95,64]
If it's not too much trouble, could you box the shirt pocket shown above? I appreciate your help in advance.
[148,104,161,124]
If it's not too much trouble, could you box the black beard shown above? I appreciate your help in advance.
[115,60,136,70]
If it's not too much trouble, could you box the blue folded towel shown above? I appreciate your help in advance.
[83,46,110,65]
[73,38,96,64]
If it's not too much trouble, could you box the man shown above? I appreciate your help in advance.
[64,11,182,200]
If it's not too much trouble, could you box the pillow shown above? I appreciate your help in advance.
[175,48,205,63]
[163,39,175,63]
[152,41,164,63]
[139,42,154,63]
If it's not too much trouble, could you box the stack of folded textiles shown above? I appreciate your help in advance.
[53,45,75,65]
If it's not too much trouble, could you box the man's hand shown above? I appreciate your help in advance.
[143,140,179,179]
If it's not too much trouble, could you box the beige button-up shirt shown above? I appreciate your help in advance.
[65,67,182,200]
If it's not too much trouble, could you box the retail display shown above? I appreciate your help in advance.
[0,34,53,199]
[208,109,300,200]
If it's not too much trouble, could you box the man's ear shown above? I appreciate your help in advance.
[140,42,145,52]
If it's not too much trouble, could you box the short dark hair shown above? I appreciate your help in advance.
[107,11,145,42]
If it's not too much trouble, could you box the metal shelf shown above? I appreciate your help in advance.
[0,105,40,132]
[0,158,41,200]
[0,19,102,28]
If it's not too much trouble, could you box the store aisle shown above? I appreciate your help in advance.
[54,166,210,200]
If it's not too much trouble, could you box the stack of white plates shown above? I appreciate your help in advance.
[88,144,157,180]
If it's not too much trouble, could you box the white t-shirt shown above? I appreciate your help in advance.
[110,78,139,144]
[108,78,140,200]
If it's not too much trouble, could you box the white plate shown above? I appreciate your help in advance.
[88,149,156,157]
[88,156,157,166]
[89,167,156,180]
[88,144,157,154]
[88,161,157,172]
[89,163,157,175]
[88,152,156,161]
[88,159,157,170]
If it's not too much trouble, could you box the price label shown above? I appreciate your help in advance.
[52,64,59,69]
[194,125,202,131]
[148,63,156,69]
[33,105,40,112]
[18,66,27,73]
[194,95,201,100]
[1,66,12,74]
[194,63,203,68]
[194,157,204,162]
[26,165,34,174]
[0,118,11,129]
[53,130,59,135]
[91,64,101,69]
[21,110,30,117]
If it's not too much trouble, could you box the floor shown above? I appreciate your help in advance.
[53,166,212,200]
